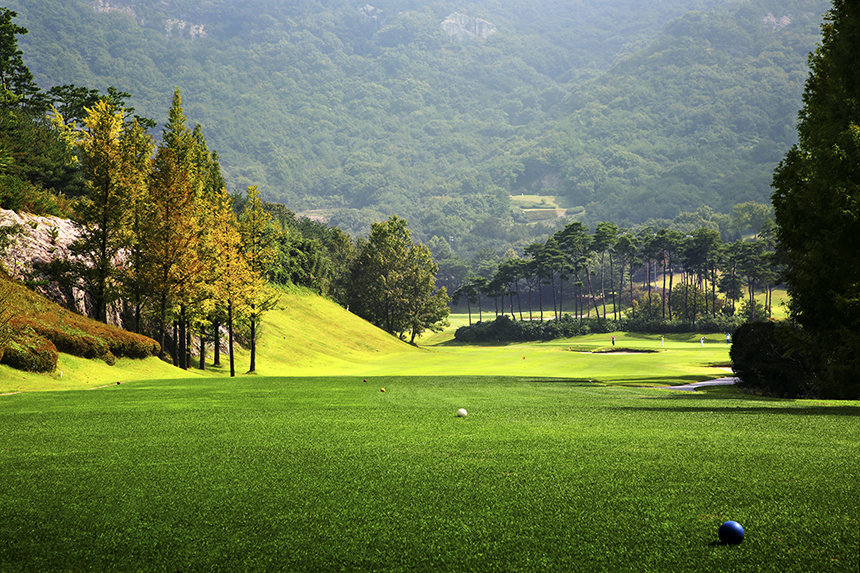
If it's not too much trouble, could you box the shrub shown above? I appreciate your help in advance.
[1,334,58,372]
[31,325,107,359]
[454,313,749,343]
[730,321,816,398]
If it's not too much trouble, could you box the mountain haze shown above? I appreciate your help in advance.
[7,0,828,252]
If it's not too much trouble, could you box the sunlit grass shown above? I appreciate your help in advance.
[2,292,857,571]
[1,376,857,572]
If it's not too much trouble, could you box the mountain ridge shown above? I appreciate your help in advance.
[6,0,828,256]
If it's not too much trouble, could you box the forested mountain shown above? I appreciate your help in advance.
[6,0,828,253]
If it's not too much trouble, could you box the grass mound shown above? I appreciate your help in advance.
[0,274,159,373]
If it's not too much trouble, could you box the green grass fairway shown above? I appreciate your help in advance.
[2,292,857,571]
[1,377,857,572]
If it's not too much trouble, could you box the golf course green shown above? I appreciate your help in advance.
[1,293,858,571]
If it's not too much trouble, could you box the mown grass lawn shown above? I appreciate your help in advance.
[1,376,857,572]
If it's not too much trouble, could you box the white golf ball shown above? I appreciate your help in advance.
[456,408,468,417]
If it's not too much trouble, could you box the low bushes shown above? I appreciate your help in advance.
[0,275,160,372]
[455,313,746,343]
[1,333,58,372]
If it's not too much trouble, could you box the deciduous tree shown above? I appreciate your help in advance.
[239,185,278,373]
[71,100,153,323]
[348,215,449,339]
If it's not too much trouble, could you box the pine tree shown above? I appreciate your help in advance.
[0,8,44,112]
[771,0,860,398]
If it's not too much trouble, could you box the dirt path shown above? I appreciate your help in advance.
[660,377,739,392]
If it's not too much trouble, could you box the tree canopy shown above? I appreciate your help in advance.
[770,0,860,398]
[6,0,831,257]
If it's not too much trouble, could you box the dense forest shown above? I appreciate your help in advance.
[4,0,829,256]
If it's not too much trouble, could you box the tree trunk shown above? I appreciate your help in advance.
[668,265,675,319]
[585,266,599,320]
[661,255,667,319]
[630,265,635,319]
[158,293,167,361]
[610,253,616,320]
[186,328,192,370]
[600,255,607,319]
[178,305,187,370]
[228,301,235,377]
[538,280,544,321]
[199,324,206,371]
[213,320,221,367]
[249,305,257,373]
[172,321,178,366]
[646,259,653,319]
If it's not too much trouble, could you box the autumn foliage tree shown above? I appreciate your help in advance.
[209,188,253,376]
[71,100,153,323]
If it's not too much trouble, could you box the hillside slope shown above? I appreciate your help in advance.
[0,278,419,392]
[4,0,827,253]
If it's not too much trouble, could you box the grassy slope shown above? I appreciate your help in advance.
[0,288,418,392]
[3,285,739,391]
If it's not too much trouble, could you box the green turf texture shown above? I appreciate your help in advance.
[2,376,857,572]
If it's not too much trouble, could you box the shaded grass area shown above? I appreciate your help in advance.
[1,377,858,572]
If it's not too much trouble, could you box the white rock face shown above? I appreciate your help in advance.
[440,13,497,41]
[0,208,91,317]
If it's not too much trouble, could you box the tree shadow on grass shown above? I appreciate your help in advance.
[613,396,860,417]
[525,378,598,386]
[608,374,716,385]
[431,339,520,348]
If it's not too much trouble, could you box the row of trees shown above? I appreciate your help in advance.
[62,90,275,376]
[452,220,779,327]
[1,6,450,359]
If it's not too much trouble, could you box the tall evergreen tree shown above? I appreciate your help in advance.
[771,0,860,398]
[0,8,43,112]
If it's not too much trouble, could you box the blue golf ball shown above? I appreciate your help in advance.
[719,520,745,544]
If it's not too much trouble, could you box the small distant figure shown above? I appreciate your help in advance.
[726,333,731,345]
[661,336,664,347]
[611,335,616,346]
[700,336,705,346]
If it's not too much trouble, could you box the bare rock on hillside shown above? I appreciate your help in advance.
[441,13,496,41]
[0,208,90,317]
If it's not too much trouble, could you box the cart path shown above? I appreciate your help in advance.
[660,377,739,391]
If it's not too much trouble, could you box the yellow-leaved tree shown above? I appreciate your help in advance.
[209,188,253,377]
[71,99,153,324]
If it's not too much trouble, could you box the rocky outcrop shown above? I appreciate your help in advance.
[762,13,791,30]
[165,18,207,39]
[0,208,90,318]
[440,13,497,41]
